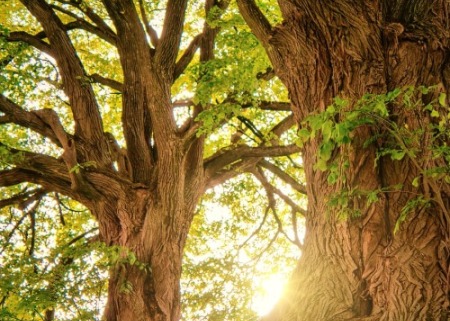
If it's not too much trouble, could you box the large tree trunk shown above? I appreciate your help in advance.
[92,163,203,321]
[239,0,450,320]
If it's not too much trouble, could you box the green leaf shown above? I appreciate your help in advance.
[419,86,429,95]
[431,109,440,118]
[439,93,447,107]
[69,164,81,174]
[390,150,405,161]
[333,96,348,107]
[326,105,335,114]
[412,177,420,188]
[128,252,137,265]
[394,196,430,233]
[309,115,324,131]
[319,141,335,162]
[366,191,379,205]
[327,171,339,184]
[321,120,333,141]
[374,101,388,117]
[334,123,350,144]
[297,128,310,142]
[314,159,328,171]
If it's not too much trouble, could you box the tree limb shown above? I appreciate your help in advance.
[64,19,117,46]
[205,114,297,187]
[101,0,159,183]
[0,168,75,200]
[173,99,291,111]
[138,0,159,48]
[259,159,306,194]
[89,73,123,92]
[236,0,273,48]
[20,0,105,149]
[237,204,270,250]
[257,101,291,111]
[254,165,304,214]
[0,142,101,201]
[174,34,202,80]
[76,2,117,42]
[50,3,81,20]
[155,0,189,74]
[205,158,260,189]
[253,166,306,215]
[204,144,300,181]
[181,103,293,148]
[7,31,54,56]
[52,0,118,43]
[0,188,46,210]
[252,166,304,247]
[0,94,61,146]
[179,0,231,141]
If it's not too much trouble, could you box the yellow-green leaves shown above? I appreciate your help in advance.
[438,92,447,107]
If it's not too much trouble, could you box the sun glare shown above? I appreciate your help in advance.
[252,275,287,316]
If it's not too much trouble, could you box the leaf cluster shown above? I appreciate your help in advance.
[298,86,449,226]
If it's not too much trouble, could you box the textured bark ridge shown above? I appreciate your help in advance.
[95,180,196,321]
[238,0,450,320]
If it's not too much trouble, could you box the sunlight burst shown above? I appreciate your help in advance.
[252,275,286,316]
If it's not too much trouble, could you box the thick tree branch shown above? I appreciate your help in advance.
[174,34,202,80]
[258,101,291,111]
[259,159,306,194]
[138,0,159,48]
[173,99,291,111]
[155,0,189,74]
[182,103,293,148]
[205,158,261,189]
[0,168,75,200]
[236,0,273,48]
[256,67,276,81]
[20,0,105,149]
[205,114,297,187]
[0,100,105,194]
[0,94,61,146]
[7,31,54,56]
[52,0,118,44]
[0,142,102,201]
[1,143,68,180]
[64,20,117,46]
[204,144,299,180]
[75,2,117,42]
[270,114,296,136]
[8,17,117,50]
[50,3,81,20]
[89,73,123,92]
[100,1,161,183]
[200,0,226,62]
[179,1,231,141]
[0,188,46,210]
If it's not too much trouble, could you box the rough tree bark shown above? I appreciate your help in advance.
[0,1,300,320]
[238,1,450,320]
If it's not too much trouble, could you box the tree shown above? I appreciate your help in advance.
[0,1,304,320]
[237,1,450,320]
